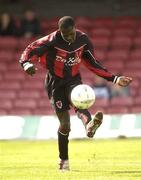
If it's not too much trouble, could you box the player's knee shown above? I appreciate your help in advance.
[56,111,70,120]
[56,111,71,135]
[59,125,71,135]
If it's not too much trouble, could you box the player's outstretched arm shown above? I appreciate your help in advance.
[115,76,132,87]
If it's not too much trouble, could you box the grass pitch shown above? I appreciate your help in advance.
[0,139,141,180]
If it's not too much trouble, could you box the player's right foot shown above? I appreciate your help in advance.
[86,111,103,138]
[59,159,70,171]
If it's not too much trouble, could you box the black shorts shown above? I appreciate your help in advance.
[45,73,82,112]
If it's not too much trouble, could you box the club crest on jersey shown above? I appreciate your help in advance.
[56,101,62,109]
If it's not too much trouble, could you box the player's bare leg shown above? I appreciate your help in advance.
[75,109,91,126]
[86,111,103,138]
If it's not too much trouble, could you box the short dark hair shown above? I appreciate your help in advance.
[58,16,75,30]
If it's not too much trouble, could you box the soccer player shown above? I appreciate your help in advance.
[19,16,132,171]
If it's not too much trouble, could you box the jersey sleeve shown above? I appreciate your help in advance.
[19,32,56,67]
[82,35,117,82]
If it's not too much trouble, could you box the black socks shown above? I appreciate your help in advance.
[58,131,69,160]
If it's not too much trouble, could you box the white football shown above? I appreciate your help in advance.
[71,84,95,109]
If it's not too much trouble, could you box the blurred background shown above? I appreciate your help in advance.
[0,0,141,140]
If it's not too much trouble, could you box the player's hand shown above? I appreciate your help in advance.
[23,62,36,76]
[117,76,132,87]
[25,65,36,76]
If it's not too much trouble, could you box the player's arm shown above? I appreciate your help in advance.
[19,36,50,76]
[82,35,132,87]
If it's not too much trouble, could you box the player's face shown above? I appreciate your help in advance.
[60,26,76,43]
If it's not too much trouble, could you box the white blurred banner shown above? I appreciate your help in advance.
[0,114,141,140]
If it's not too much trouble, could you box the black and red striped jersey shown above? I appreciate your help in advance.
[20,29,116,82]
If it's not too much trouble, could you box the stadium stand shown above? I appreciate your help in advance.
[0,16,140,115]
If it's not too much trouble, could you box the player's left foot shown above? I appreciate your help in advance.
[59,159,70,171]
[86,111,103,138]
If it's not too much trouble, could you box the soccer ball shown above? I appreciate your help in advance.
[71,84,95,109]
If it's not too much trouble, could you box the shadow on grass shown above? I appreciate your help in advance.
[71,170,141,174]
[112,170,141,174]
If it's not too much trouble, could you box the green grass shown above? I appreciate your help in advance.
[0,139,141,180]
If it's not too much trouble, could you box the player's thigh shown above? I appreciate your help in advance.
[56,110,70,126]
[51,87,70,112]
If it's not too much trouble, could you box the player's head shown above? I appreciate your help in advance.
[58,16,76,43]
